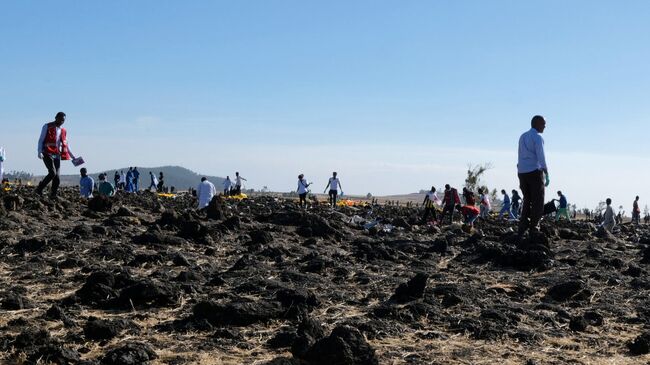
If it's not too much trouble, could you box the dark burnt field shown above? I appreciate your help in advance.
[1,187,650,365]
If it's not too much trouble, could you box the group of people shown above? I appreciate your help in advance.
[14,112,648,235]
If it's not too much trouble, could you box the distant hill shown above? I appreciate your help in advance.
[40,166,225,191]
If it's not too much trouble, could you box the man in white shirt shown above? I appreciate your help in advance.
[197,177,217,209]
[234,172,246,195]
[297,174,311,208]
[223,176,232,196]
[422,186,441,223]
[602,198,616,233]
[517,115,549,237]
[324,172,343,208]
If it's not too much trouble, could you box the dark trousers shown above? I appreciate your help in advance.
[441,204,455,224]
[37,154,61,196]
[423,207,437,223]
[299,193,307,207]
[518,170,545,235]
[328,190,338,207]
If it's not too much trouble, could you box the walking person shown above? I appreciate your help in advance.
[36,112,76,198]
[602,198,616,233]
[498,189,515,219]
[422,186,441,223]
[297,174,311,208]
[324,172,343,208]
[114,171,120,189]
[148,171,158,191]
[517,115,549,237]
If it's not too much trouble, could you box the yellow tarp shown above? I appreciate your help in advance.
[157,193,176,198]
[225,193,248,200]
[337,199,368,207]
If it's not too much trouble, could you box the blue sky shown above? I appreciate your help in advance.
[2,1,650,209]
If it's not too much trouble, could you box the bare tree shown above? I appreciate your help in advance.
[465,163,493,193]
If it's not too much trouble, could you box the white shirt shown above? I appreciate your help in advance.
[0,147,5,162]
[329,177,340,191]
[223,178,232,189]
[120,173,127,183]
[517,128,547,174]
[197,180,217,208]
[235,176,244,186]
[297,178,309,194]
[426,191,440,205]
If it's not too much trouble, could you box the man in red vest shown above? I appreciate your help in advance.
[36,112,75,198]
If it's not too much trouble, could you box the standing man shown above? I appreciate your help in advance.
[632,196,641,225]
[126,167,134,193]
[297,174,311,208]
[478,188,491,220]
[602,198,616,232]
[0,146,5,184]
[234,172,247,195]
[197,177,217,209]
[517,115,549,237]
[324,172,343,208]
[223,176,232,196]
[157,172,164,192]
[36,112,76,198]
[79,168,94,199]
[114,171,120,189]
[132,167,140,192]
[119,171,127,190]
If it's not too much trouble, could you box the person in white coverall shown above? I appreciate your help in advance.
[197,177,217,209]
[0,146,5,184]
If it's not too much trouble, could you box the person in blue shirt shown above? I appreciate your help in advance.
[517,115,549,237]
[126,167,134,193]
[79,167,94,199]
[498,189,515,219]
[555,191,571,221]
[132,167,140,192]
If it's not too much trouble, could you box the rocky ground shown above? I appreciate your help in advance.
[1,187,650,365]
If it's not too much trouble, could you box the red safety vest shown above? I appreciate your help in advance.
[42,122,71,160]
